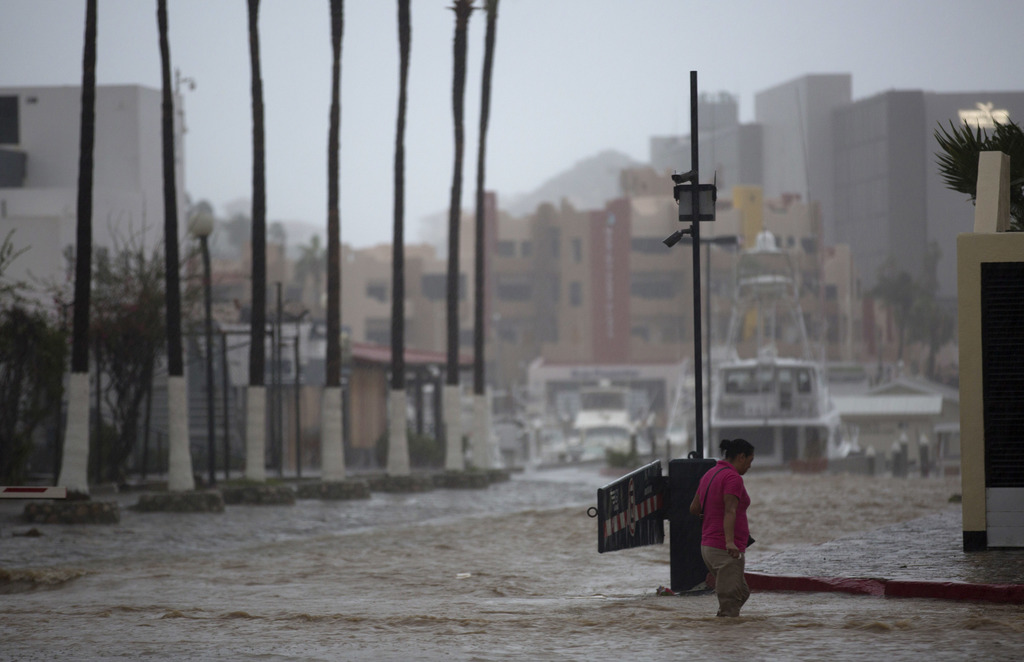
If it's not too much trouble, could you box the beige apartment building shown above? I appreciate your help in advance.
[208,175,862,441]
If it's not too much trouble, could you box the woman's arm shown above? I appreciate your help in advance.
[689,491,702,516]
[723,494,740,557]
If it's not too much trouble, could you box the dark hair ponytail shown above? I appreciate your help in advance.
[720,438,754,459]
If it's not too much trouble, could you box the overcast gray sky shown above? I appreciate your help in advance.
[2,0,1023,248]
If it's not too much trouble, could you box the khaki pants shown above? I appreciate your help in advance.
[701,545,750,617]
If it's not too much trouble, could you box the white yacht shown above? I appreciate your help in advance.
[565,383,637,462]
[711,230,843,469]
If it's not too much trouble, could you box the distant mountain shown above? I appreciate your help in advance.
[501,149,644,217]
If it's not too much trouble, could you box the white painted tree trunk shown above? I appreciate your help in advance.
[167,375,195,492]
[387,388,410,476]
[245,385,266,482]
[444,384,464,471]
[471,391,491,469]
[57,371,90,494]
[321,385,346,481]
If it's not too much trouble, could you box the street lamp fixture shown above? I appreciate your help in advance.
[190,210,216,486]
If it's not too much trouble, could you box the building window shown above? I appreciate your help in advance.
[569,281,582,306]
[571,238,582,263]
[0,97,18,145]
[496,240,515,257]
[421,273,466,301]
[630,272,676,299]
[496,274,532,301]
[365,318,390,346]
[521,240,532,257]
[631,237,671,254]
[825,284,838,300]
[366,280,388,302]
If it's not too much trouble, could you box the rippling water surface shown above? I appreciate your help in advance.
[2,468,1022,661]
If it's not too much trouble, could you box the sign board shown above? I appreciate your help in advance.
[596,461,665,553]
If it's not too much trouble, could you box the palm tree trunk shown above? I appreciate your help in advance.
[321,0,346,481]
[157,0,195,492]
[444,0,474,472]
[246,0,268,482]
[58,0,98,497]
[471,0,498,470]
[387,0,412,477]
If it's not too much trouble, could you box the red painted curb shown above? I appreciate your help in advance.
[745,572,885,596]
[744,572,1024,604]
[884,580,1024,604]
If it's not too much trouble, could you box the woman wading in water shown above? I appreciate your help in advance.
[689,438,755,617]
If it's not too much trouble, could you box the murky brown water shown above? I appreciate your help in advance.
[2,468,1022,661]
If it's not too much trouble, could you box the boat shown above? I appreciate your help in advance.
[565,382,638,462]
[710,230,843,469]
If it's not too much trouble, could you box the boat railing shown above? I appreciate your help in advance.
[716,394,821,420]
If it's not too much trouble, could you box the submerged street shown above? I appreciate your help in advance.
[2,467,1022,661]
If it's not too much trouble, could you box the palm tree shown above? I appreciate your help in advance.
[321,0,346,482]
[57,0,98,498]
[471,0,499,470]
[870,260,918,365]
[294,235,326,316]
[387,0,412,477]
[934,119,1024,231]
[156,0,195,492]
[444,0,474,472]
[246,0,268,482]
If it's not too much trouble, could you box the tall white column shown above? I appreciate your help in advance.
[57,371,90,494]
[321,385,346,481]
[167,375,195,492]
[387,389,410,476]
[444,384,464,471]
[471,391,491,469]
[245,384,266,482]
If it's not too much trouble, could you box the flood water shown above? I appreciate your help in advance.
[2,468,1022,661]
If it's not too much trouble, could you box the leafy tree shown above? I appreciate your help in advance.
[0,241,67,484]
[0,229,29,304]
[294,234,326,316]
[906,243,955,381]
[90,245,169,483]
[934,119,1024,230]
[870,260,918,363]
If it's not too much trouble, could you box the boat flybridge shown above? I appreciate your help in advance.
[711,230,843,469]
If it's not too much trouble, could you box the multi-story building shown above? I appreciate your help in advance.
[0,85,184,299]
[833,89,1024,300]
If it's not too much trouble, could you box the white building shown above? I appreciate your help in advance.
[0,84,186,302]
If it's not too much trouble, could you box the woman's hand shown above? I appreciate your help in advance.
[725,541,741,558]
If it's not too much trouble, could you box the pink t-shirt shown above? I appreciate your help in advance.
[698,460,751,552]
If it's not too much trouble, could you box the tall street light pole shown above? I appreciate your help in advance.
[190,211,216,486]
[681,234,740,450]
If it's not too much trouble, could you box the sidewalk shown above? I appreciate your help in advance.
[746,507,1024,603]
